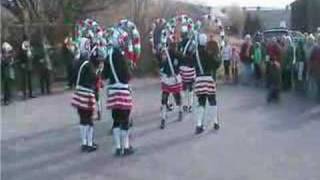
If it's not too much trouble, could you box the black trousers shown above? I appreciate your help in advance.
[78,109,94,126]
[282,69,292,91]
[232,66,239,84]
[21,68,33,97]
[265,62,271,88]
[224,60,230,78]
[254,63,262,81]
[2,77,12,103]
[183,82,193,92]
[197,94,216,107]
[112,109,131,130]
[267,87,280,102]
[161,92,181,106]
[66,62,74,87]
[39,68,51,94]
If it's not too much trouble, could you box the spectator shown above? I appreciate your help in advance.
[63,34,76,89]
[1,42,15,105]
[295,39,306,91]
[253,42,263,86]
[222,41,232,82]
[240,34,254,85]
[266,37,282,88]
[305,34,316,82]
[19,34,36,99]
[308,37,320,99]
[231,47,240,84]
[38,38,52,95]
[281,36,294,91]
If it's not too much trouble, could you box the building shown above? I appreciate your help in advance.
[291,0,320,33]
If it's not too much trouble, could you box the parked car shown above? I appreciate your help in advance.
[263,28,291,42]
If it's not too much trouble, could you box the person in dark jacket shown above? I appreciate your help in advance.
[37,38,52,95]
[294,40,307,91]
[19,34,36,99]
[63,35,76,89]
[308,42,320,99]
[281,36,294,91]
[1,42,15,105]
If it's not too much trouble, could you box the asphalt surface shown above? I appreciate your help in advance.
[2,78,320,180]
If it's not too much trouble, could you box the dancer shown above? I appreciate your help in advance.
[159,40,184,129]
[150,18,174,111]
[71,37,98,152]
[158,14,194,129]
[179,26,196,113]
[71,18,106,152]
[194,33,221,134]
[105,20,141,156]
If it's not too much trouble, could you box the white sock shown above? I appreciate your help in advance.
[161,105,167,120]
[121,129,130,149]
[87,126,94,146]
[113,127,121,149]
[182,90,186,106]
[212,105,218,124]
[188,91,194,107]
[196,106,205,127]
[80,125,87,145]
[178,105,183,113]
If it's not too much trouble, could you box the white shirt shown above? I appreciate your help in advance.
[222,45,232,61]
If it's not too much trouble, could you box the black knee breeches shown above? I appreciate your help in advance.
[197,94,217,107]
[112,109,131,130]
[161,92,182,106]
[78,109,93,126]
[183,82,193,92]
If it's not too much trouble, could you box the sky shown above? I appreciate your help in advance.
[177,0,296,8]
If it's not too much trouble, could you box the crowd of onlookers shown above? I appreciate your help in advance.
[222,31,320,102]
[2,31,320,106]
[1,34,75,106]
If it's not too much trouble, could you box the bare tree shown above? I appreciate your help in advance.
[225,5,246,36]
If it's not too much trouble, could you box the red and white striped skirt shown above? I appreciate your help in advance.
[194,76,216,95]
[71,86,96,111]
[160,75,183,93]
[106,83,133,110]
[179,66,196,83]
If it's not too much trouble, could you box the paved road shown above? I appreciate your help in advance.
[2,78,320,180]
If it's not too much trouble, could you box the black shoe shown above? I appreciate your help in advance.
[81,145,88,152]
[92,143,99,149]
[86,144,98,152]
[160,119,166,129]
[114,148,122,156]
[183,106,188,112]
[195,126,204,135]
[29,95,36,98]
[177,112,183,121]
[188,106,192,113]
[167,104,174,111]
[123,146,134,156]
[214,123,220,130]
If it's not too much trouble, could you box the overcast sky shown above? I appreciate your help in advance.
[176,0,296,8]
